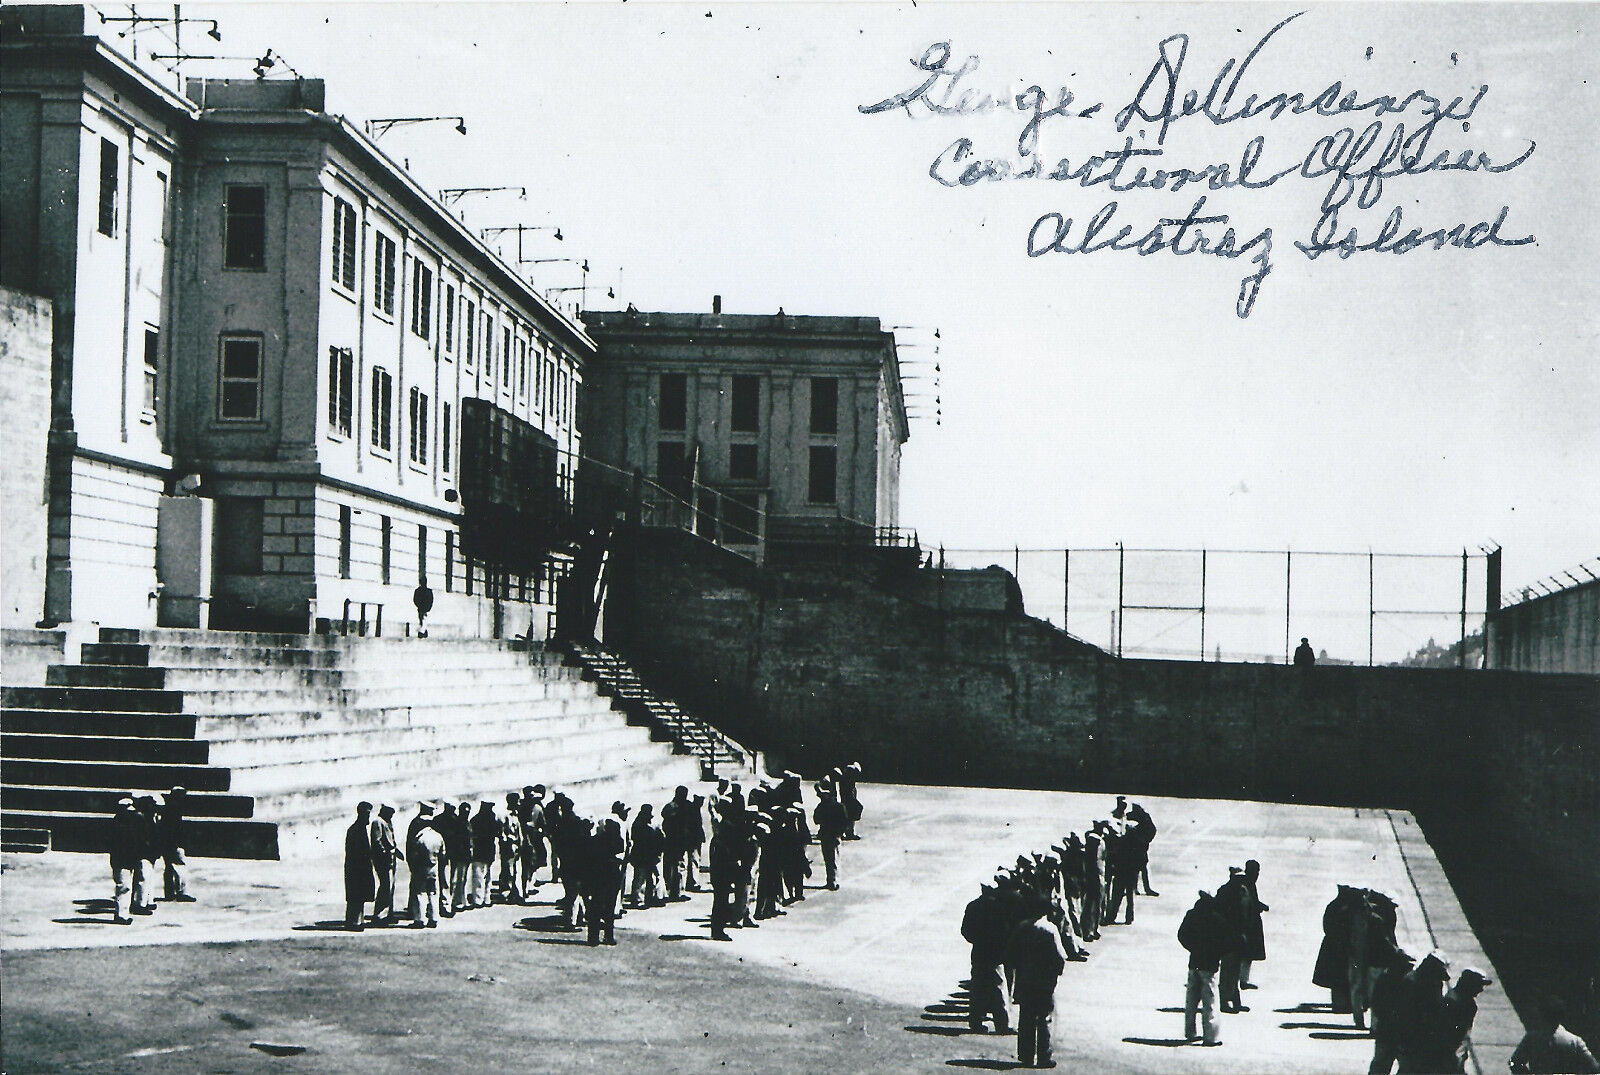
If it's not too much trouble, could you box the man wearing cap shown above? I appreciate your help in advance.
[660,786,696,902]
[813,783,848,890]
[344,802,376,931]
[1179,890,1228,1046]
[159,786,194,902]
[133,794,162,914]
[518,785,547,898]
[107,797,145,924]
[1413,968,1492,1073]
[1007,893,1068,1067]
[370,804,400,924]
[962,883,1012,1034]
[1395,951,1453,1073]
[839,762,863,840]
[1368,948,1417,1075]
[497,794,523,903]
[1216,867,1253,1013]
[407,804,446,928]
[405,801,434,920]
[470,802,499,908]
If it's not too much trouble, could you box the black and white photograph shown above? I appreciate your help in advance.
[1,1,1596,1071]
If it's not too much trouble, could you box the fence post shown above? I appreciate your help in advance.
[1116,542,1125,658]
[1063,547,1070,634]
[1460,548,1468,669]
[1284,549,1292,665]
[1199,548,1207,661]
[1368,550,1375,668]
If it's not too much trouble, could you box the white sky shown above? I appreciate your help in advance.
[145,2,1597,593]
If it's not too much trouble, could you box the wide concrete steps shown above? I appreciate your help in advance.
[227,722,662,795]
[204,707,631,767]
[2,627,724,860]
[190,696,618,744]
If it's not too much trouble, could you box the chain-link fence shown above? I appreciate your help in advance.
[939,546,1494,666]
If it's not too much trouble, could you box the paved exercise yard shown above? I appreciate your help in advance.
[0,784,1518,1073]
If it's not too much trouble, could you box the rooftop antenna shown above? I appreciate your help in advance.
[438,186,526,207]
[479,224,562,267]
[365,116,467,139]
[99,10,222,41]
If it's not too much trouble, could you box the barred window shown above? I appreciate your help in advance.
[373,233,397,315]
[331,198,358,290]
[411,261,433,339]
[408,386,430,465]
[97,138,119,237]
[370,367,393,451]
[327,347,354,437]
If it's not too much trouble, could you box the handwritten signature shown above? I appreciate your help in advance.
[859,15,1537,318]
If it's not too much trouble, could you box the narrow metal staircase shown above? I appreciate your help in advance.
[565,640,752,780]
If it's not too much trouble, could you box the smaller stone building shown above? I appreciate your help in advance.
[580,306,909,558]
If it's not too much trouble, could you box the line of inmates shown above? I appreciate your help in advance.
[960,796,1160,1069]
[342,763,867,945]
[105,789,195,922]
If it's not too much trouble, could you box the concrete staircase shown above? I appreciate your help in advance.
[565,640,753,779]
[1,628,709,859]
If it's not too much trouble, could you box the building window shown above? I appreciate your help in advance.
[443,285,456,353]
[463,300,476,369]
[408,386,430,465]
[327,347,354,437]
[441,402,452,475]
[373,233,397,315]
[476,313,489,383]
[657,441,690,500]
[808,445,837,504]
[418,525,429,585]
[338,504,352,579]
[658,372,687,431]
[223,185,266,270]
[380,515,392,584]
[214,498,264,574]
[370,367,393,452]
[502,326,512,390]
[217,335,262,421]
[731,375,760,433]
[444,530,455,592]
[411,261,433,338]
[517,337,528,398]
[810,377,838,435]
[97,138,119,237]
[142,328,159,414]
[729,443,758,482]
[331,197,357,291]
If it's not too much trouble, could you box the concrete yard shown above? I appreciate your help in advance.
[0,784,1518,1073]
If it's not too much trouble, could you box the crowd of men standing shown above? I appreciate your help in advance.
[341,763,867,945]
[105,789,194,923]
[960,796,1159,1069]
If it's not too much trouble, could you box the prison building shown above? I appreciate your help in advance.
[580,306,909,559]
[1,6,590,638]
